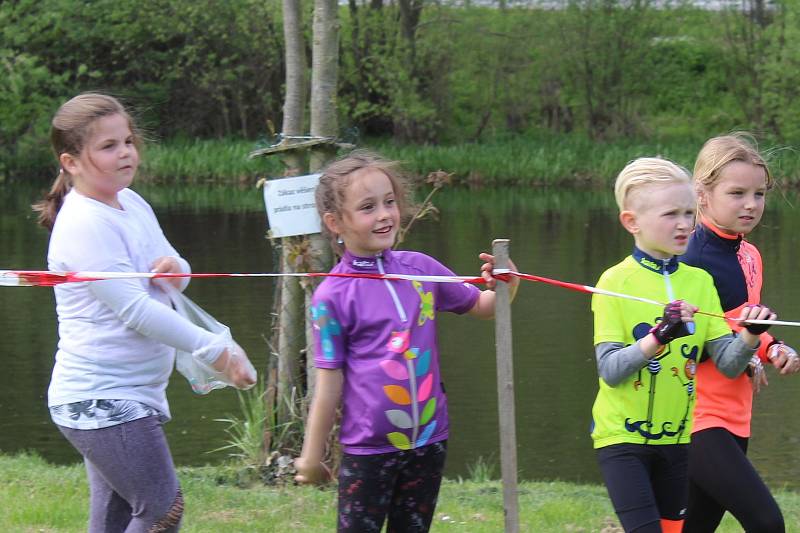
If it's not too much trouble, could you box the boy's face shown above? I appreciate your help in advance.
[621,182,696,260]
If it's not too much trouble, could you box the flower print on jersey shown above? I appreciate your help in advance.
[412,280,435,326]
[380,332,436,450]
[739,248,758,290]
[312,302,341,360]
[386,330,410,353]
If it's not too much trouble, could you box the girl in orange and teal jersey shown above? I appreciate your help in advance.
[681,134,800,533]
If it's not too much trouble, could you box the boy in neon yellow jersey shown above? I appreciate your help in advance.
[590,157,776,533]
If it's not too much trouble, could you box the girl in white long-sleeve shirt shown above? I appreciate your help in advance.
[34,93,255,533]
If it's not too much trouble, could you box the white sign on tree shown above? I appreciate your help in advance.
[263,173,322,238]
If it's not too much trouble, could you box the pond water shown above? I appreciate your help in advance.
[1,183,799,487]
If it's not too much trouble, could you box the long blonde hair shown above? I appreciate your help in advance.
[32,93,142,230]
[693,133,772,194]
[315,149,413,254]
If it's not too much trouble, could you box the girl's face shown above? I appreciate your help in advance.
[699,161,767,235]
[325,167,400,257]
[60,113,139,208]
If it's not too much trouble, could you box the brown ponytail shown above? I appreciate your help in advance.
[32,168,72,230]
[31,92,141,231]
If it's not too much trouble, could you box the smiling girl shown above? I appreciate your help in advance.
[294,150,518,532]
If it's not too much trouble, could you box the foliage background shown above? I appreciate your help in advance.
[2,0,798,179]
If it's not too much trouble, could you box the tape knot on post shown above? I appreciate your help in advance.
[492,268,512,283]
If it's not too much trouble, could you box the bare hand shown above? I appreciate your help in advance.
[478,252,519,299]
[150,256,184,290]
[768,343,800,375]
[294,456,332,485]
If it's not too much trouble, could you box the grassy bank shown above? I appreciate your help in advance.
[139,134,800,187]
[3,454,799,532]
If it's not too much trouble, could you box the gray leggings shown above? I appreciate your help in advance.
[58,416,183,533]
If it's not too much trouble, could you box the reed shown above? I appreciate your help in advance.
[370,133,703,187]
[133,182,265,212]
[137,134,800,187]
[465,454,498,483]
[140,138,282,184]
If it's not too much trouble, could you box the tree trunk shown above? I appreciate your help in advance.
[276,238,304,421]
[306,0,339,393]
[309,0,340,173]
[397,0,423,61]
[283,0,306,151]
[272,0,307,430]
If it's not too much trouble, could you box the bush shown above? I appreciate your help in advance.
[0,49,68,180]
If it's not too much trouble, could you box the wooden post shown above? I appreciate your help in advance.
[492,238,519,533]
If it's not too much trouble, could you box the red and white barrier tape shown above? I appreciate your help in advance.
[2,268,796,327]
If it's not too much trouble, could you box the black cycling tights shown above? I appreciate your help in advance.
[684,427,784,533]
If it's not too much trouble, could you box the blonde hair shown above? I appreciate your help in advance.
[693,133,772,193]
[614,157,691,212]
[315,149,413,254]
[32,93,142,230]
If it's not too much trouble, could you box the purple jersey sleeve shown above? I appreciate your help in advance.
[427,256,480,314]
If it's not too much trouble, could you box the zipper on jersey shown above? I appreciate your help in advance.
[376,253,422,447]
[662,258,695,335]
[377,253,407,324]
[662,258,675,301]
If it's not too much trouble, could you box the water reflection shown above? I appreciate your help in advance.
[1,183,798,488]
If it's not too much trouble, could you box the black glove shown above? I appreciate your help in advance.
[742,304,772,335]
[650,300,693,345]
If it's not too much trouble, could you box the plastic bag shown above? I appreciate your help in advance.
[166,286,257,395]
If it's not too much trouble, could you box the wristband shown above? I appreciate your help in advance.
[767,339,783,360]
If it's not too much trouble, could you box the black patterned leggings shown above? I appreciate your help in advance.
[337,441,447,533]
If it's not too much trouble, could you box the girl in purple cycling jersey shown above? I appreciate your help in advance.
[294,150,518,533]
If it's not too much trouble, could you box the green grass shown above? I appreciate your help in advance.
[3,453,800,532]
[139,133,800,188]
[370,133,703,188]
[140,138,284,185]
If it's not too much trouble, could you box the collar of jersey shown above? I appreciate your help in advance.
[343,248,393,272]
[698,217,743,248]
[632,247,679,274]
